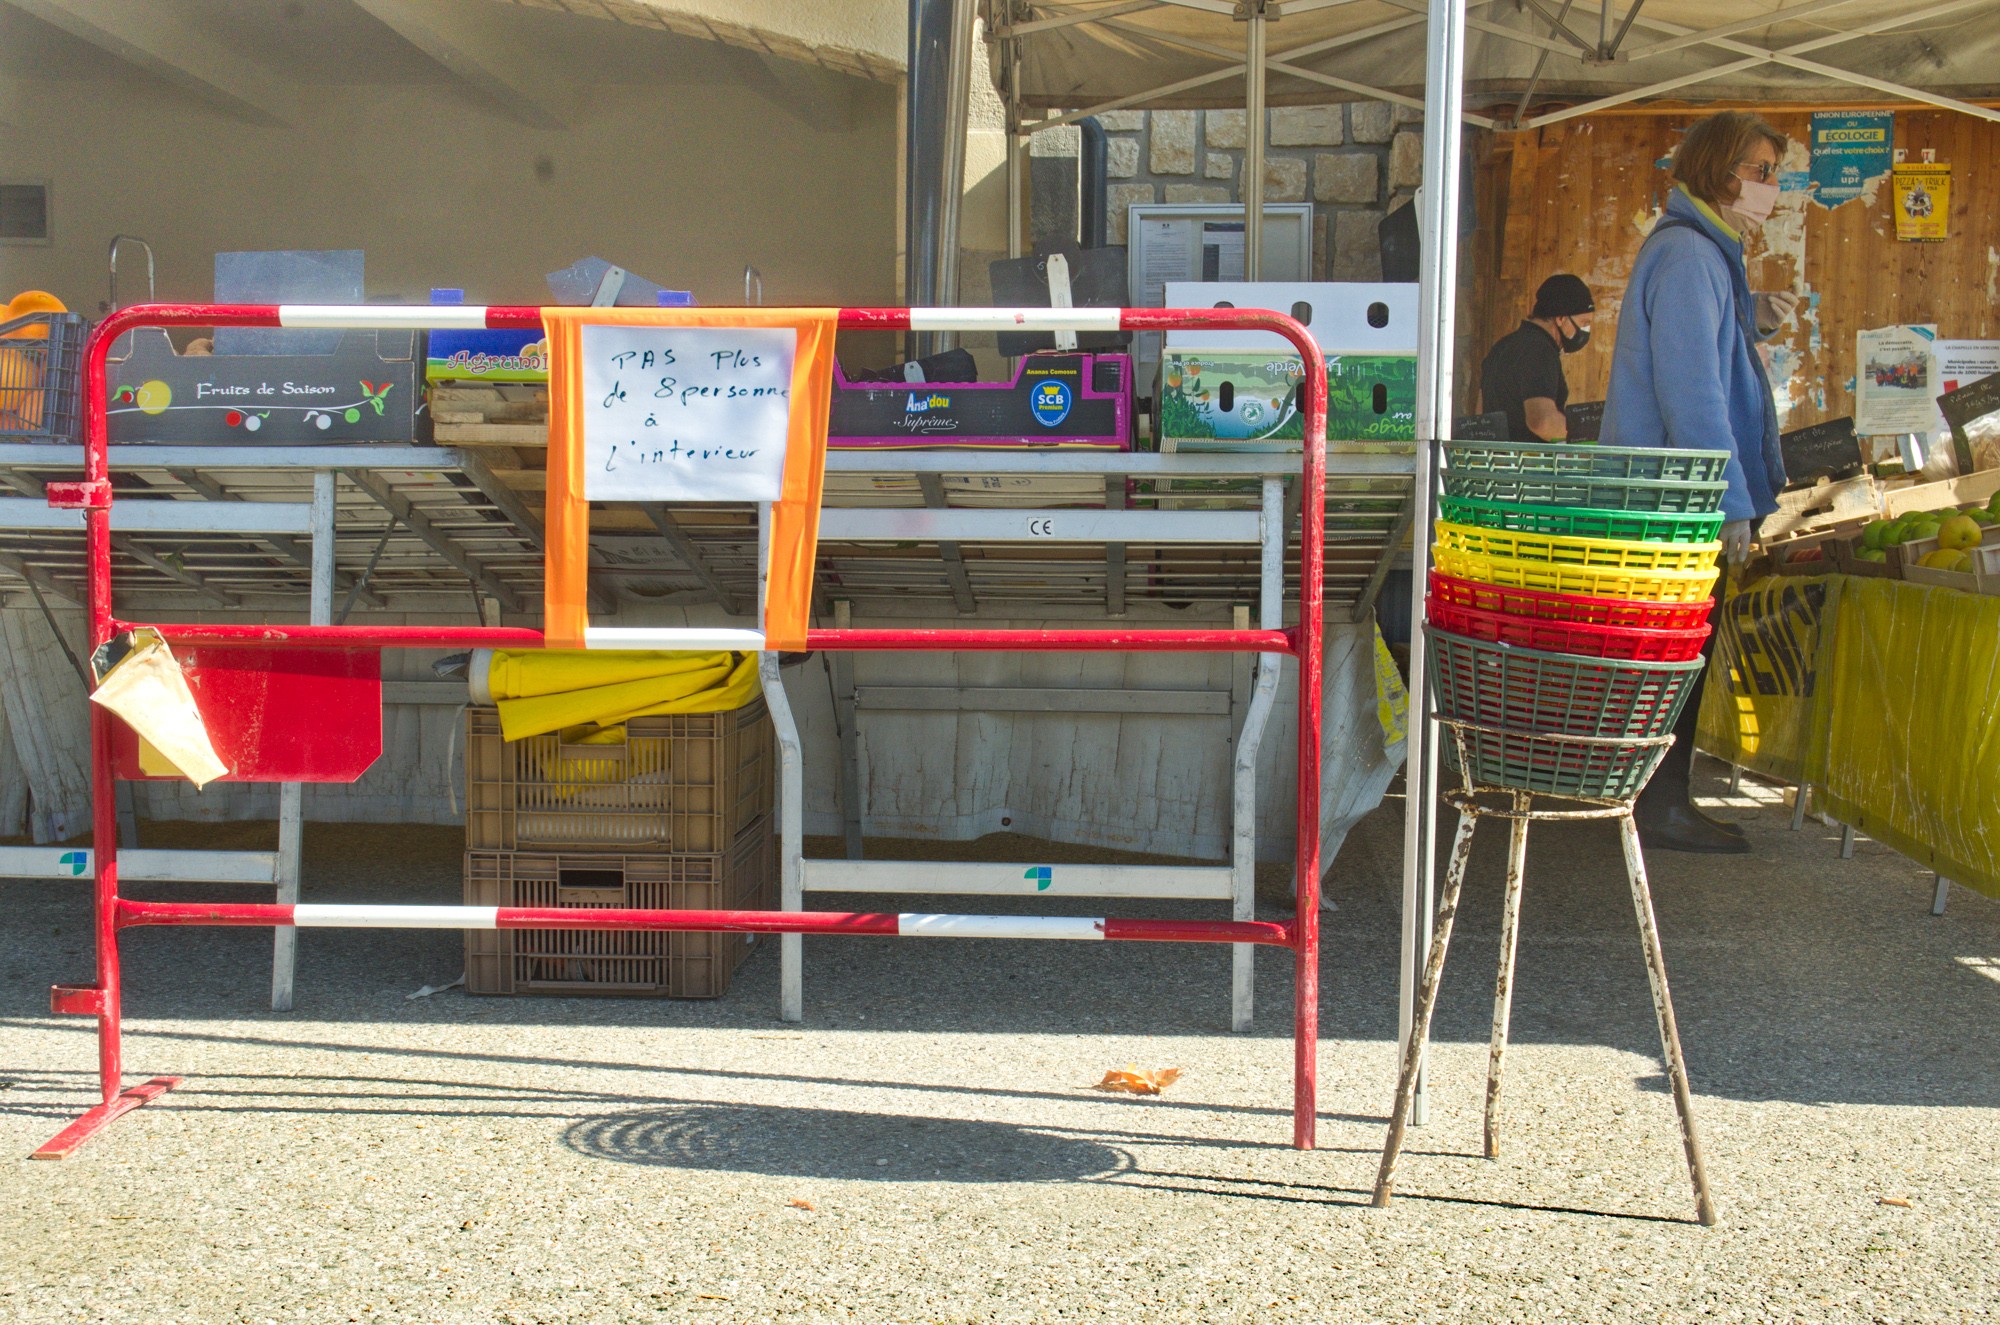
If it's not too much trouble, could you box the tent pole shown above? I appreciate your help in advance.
[933,0,977,351]
[1243,6,1267,279]
[1401,0,1468,1130]
[1006,36,1024,261]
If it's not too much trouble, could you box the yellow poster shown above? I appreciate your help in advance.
[1892,163,1950,242]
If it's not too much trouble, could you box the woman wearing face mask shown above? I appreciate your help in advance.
[1601,110,1799,854]
[1479,273,1595,443]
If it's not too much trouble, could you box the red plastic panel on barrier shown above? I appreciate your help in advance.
[111,645,382,783]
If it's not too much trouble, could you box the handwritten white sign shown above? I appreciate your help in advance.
[579,324,797,503]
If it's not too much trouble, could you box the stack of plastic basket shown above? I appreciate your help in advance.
[1423,441,1733,801]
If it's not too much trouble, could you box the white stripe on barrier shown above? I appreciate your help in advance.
[292,904,499,929]
[895,913,1107,940]
[278,304,492,329]
[807,859,1233,899]
[906,308,1123,333]
[584,627,768,651]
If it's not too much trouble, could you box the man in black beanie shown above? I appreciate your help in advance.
[1478,274,1596,443]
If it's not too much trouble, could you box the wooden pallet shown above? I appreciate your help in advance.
[430,382,549,448]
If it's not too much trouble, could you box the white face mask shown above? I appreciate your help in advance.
[1732,176,1781,224]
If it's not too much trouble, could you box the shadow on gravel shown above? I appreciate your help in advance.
[562,1103,1134,1183]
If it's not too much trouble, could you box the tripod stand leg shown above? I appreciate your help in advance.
[1484,791,1530,1160]
[1372,808,1478,1208]
[1618,813,1718,1227]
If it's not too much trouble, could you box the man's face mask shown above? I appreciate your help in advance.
[1559,318,1592,354]
[1732,177,1781,224]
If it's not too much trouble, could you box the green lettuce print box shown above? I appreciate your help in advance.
[1155,281,1418,453]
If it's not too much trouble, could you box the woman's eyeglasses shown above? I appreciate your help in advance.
[1735,161,1776,183]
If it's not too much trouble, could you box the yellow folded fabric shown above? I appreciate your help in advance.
[482,648,760,742]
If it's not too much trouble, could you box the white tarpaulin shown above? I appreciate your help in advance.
[992,0,2000,124]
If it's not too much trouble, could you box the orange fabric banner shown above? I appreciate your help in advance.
[540,307,837,650]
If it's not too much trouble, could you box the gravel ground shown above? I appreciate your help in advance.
[2,764,1997,1324]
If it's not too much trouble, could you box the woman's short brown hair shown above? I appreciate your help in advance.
[1671,111,1788,208]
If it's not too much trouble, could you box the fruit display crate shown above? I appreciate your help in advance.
[1433,544,1720,603]
[1438,495,1724,545]
[1441,440,1732,485]
[1427,627,1704,740]
[464,828,775,998]
[465,700,772,853]
[1441,721,1670,801]
[1427,571,1715,631]
[1427,594,1710,661]
[1441,469,1730,514]
[0,311,86,443]
[1436,521,1722,573]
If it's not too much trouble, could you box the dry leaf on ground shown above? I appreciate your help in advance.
[1093,1065,1183,1095]
[1878,1196,1913,1208]
[788,1198,817,1211]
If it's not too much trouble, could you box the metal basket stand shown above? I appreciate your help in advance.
[1370,719,1718,1226]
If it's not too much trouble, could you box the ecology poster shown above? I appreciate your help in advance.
[1808,112,1892,207]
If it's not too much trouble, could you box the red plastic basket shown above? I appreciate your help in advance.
[1428,571,1713,632]
[1427,595,1711,662]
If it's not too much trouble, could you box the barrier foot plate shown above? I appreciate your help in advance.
[30,1077,182,1160]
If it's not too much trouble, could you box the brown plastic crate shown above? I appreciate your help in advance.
[463,825,774,998]
[465,699,771,852]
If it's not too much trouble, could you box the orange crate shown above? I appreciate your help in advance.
[465,699,771,852]
[463,826,774,998]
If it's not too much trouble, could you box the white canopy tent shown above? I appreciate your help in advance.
[976,0,2000,1122]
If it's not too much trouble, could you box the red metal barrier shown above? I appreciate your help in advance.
[37,301,1328,1160]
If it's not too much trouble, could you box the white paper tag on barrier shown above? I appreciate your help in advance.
[579,323,797,503]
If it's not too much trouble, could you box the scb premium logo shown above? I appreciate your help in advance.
[1029,380,1072,427]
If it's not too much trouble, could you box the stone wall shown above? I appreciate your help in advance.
[1085,102,1425,281]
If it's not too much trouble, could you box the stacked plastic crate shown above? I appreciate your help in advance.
[462,702,775,997]
[1422,442,1733,800]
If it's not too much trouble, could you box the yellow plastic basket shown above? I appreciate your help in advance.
[1432,543,1719,603]
[1435,520,1721,574]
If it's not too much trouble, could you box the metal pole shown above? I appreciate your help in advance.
[1399,0,1469,1129]
[1006,36,1025,261]
[1243,8,1268,279]
[271,469,337,1012]
[928,0,978,354]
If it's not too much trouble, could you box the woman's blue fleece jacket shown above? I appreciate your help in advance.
[1599,187,1788,522]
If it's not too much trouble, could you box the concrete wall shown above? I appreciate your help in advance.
[0,2,898,315]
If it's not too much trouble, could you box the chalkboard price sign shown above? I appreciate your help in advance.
[1563,400,1605,443]
[579,324,798,503]
[1779,416,1863,484]
[1450,411,1509,441]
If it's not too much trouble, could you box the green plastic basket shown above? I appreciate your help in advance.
[1441,471,1729,514]
[1438,495,1724,544]
[1441,723,1670,800]
[1442,440,1731,484]
[1426,627,1703,740]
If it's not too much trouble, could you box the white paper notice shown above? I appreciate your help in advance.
[1853,324,1939,438]
[1935,339,2000,434]
[580,323,797,503]
[1138,219,1196,308]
